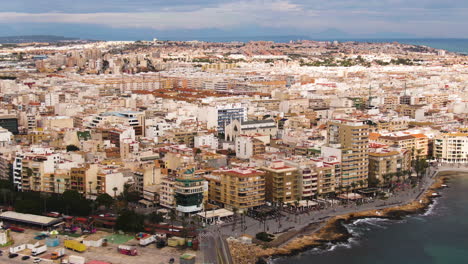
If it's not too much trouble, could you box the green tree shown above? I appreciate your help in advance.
[115,209,145,233]
[66,145,80,152]
[96,193,114,208]
[146,212,164,225]
[255,232,274,242]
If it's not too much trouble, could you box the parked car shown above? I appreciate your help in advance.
[9,253,18,258]
[22,255,30,260]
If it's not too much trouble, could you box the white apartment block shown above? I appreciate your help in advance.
[434,132,468,163]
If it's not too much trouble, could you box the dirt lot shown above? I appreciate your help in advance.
[1,229,198,264]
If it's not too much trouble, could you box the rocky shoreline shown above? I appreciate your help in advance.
[229,172,455,264]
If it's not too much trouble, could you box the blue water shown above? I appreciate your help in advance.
[175,36,468,54]
[334,38,468,54]
[274,174,468,264]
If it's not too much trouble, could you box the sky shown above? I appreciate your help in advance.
[0,0,467,40]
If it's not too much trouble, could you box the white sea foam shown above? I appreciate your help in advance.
[423,198,439,216]
[351,218,389,229]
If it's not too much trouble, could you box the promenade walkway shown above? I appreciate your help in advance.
[216,163,468,240]
[201,163,468,262]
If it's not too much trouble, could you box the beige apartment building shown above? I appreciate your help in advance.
[368,145,411,185]
[205,168,265,212]
[322,119,369,190]
[261,161,300,203]
[376,133,428,159]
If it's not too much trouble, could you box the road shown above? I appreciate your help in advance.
[199,229,233,264]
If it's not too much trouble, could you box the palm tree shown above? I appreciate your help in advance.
[294,199,300,223]
[232,207,238,232]
[64,178,70,190]
[357,180,364,189]
[169,210,177,229]
[56,179,61,194]
[112,187,118,198]
[345,185,351,204]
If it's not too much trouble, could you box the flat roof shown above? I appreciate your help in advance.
[0,211,63,226]
[196,208,234,219]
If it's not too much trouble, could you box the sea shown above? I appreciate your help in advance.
[274,174,468,264]
[173,37,468,55]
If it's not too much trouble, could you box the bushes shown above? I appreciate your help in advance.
[255,232,274,242]
[115,209,145,233]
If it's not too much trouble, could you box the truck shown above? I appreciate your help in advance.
[31,244,47,256]
[64,240,86,253]
[139,235,156,246]
[51,248,65,259]
[117,245,137,256]
[68,255,85,264]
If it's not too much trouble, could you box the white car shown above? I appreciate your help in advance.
[33,258,42,263]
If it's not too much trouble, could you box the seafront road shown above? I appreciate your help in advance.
[213,163,468,240]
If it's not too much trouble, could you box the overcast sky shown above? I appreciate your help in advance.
[0,0,466,39]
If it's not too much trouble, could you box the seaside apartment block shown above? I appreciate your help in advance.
[323,119,369,190]
[434,132,468,163]
[205,168,265,212]
[261,161,300,203]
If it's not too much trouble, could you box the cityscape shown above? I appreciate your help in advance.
[0,1,467,264]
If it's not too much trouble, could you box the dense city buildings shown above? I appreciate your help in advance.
[0,37,466,264]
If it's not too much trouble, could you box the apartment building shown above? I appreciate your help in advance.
[284,158,318,199]
[261,161,300,203]
[173,169,206,215]
[205,168,265,212]
[376,133,428,159]
[322,119,369,190]
[368,144,411,184]
[434,132,468,163]
[235,135,266,159]
[160,178,176,209]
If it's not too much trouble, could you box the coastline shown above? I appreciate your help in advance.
[229,171,459,264]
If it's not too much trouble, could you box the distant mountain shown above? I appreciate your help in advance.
[0,35,80,43]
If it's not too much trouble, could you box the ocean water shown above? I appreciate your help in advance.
[274,174,468,264]
[182,37,468,54]
[335,39,468,55]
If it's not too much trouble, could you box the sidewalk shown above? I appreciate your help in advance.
[214,168,438,239]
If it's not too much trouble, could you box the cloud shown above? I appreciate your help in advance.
[0,0,467,38]
[0,1,308,30]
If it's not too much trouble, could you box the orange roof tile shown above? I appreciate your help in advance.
[411,134,427,138]
[369,133,381,140]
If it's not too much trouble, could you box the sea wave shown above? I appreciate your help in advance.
[422,198,439,216]
[351,218,389,229]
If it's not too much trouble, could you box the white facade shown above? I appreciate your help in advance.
[236,136,255,159]
[0,128,13,147]
[45,93,59,107]
[434,133,468,163]
[194,134,219,149]
[159,178,175,209]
